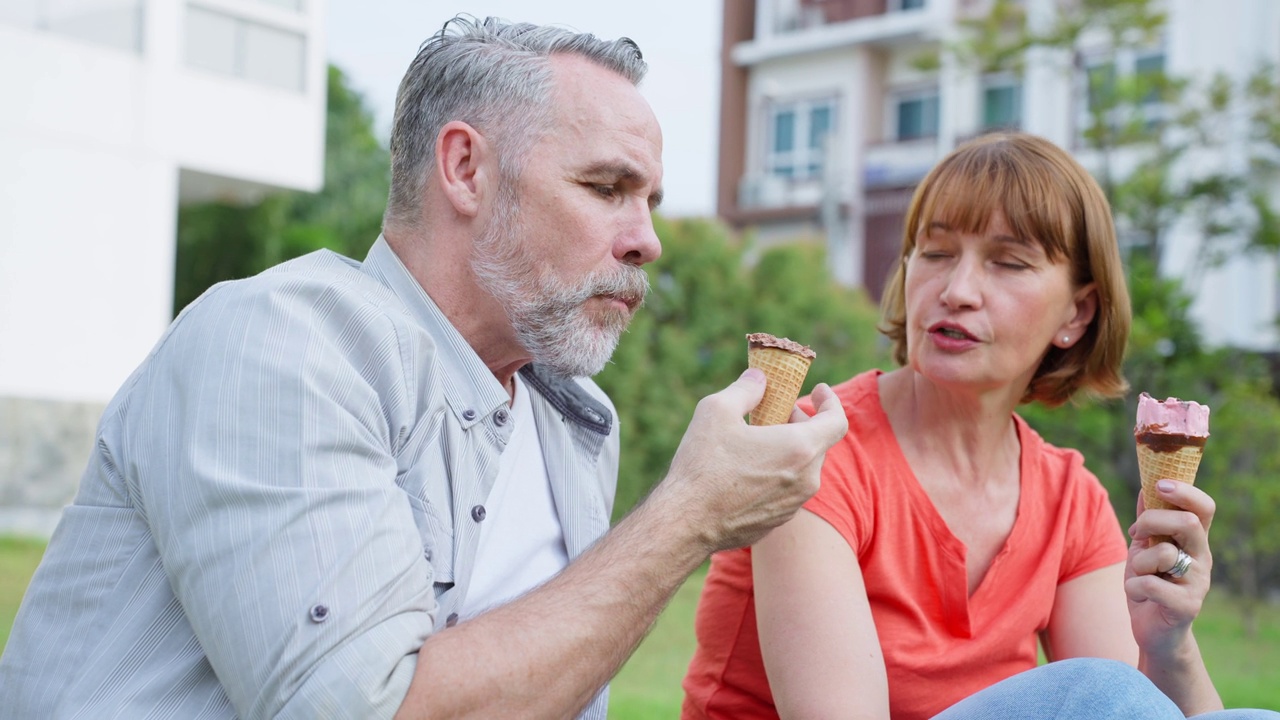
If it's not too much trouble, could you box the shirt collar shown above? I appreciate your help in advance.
[360,235,509,427]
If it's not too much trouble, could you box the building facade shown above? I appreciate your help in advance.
[0,0,328,535]
[718,0,1280,347]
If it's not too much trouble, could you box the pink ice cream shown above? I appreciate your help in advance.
[1135,393,1210,438]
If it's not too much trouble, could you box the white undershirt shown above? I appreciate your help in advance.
[460,374,569,619]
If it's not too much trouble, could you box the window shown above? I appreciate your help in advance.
[1,0,143,53]
[185,5,306,92]
[1079,45,1168,139]
[896,91,938,141]
[982,79,1022,130]
[766,97,837,180]
[1135,52,1165,105]
[1085,61,1116,115]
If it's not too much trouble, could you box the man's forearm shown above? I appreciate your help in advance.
[394,481,707,720]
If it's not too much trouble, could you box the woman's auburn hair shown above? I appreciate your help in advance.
[877,131,1132,407]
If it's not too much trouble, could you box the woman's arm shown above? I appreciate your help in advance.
[1125,480,1223,715]
[1042,561,1137,664]
[1046,481,1223,716]
[753,509,889,720]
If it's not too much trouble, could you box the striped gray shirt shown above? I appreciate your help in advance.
[0,237,620,719]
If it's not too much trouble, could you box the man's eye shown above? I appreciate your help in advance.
[593,184,617,198]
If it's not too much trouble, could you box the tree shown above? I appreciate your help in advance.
[597,217,888,518]
[173,66,389,315]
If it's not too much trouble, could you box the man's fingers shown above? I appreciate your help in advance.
[801,382,849,445]
[710,368,768,417]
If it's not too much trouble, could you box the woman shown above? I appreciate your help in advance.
[681,132,1275,719]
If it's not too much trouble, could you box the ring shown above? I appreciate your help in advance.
[1165,548,1194,579]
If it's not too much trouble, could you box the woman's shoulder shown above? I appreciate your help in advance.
[1014,414,1104,495]
[800,369,883,418]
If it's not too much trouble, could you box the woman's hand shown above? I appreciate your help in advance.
[1124,479,1214,653]
[1123,478,1223,715]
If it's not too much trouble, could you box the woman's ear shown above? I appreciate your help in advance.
[1057,283,1098,348]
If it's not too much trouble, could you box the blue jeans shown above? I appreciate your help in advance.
[932,658,1280,719]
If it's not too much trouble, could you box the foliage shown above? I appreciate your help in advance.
[597,218,889,518]
[173,66,389,315]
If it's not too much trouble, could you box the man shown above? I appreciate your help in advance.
[0,16,847,719]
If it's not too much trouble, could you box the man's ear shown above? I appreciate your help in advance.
[435,121,491,218]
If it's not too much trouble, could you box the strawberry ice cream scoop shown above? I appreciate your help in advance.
[1135,392,1210,438]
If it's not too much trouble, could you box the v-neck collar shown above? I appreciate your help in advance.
[869,372,1031,638]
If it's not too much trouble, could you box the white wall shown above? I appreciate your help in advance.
[0,0,326,403]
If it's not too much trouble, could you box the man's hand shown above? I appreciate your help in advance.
[658,368,848,553]
[398,370,847,720]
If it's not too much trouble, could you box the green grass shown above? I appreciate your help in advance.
[608,566,707,719]
[4,541,1276,713]
[0,536,48,654]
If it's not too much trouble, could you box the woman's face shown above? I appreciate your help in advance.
[903,208,1094,397]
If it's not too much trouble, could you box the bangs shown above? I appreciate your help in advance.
[911,137,1079,266]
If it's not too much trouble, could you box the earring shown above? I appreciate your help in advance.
[1062,336,1070,344]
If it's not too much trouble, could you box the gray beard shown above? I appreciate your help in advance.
[470,192,649,378]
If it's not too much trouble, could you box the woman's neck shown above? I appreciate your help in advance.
[878,368,1022,488]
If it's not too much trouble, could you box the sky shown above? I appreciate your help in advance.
[325,1,724,218]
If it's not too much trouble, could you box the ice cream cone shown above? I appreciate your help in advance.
[746,333,815,426]
[1134,393,1210,546]
[1136,442,1203,511]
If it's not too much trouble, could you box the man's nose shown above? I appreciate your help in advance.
[616,205,662,266]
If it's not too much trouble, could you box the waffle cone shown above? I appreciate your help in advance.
[747,347,813,426]
[1136,442,1203,545]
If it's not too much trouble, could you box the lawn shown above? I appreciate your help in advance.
[3,540,1277,715]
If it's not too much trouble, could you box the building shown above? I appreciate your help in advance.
[0,0,328,535]
[717,0,1280,347]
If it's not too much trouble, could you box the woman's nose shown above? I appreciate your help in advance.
[939,258,982,309]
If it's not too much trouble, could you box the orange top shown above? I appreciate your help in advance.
[682,371,1128,720]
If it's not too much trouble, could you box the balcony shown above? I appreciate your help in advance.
[738,173,827,211]
[863,138,939,188]
[736,0,940,66]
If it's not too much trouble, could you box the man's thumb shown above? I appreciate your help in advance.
[720,367,767,415]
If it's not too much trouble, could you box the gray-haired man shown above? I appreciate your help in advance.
[0,16,847,719]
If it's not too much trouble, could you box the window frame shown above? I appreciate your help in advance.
[980,73,1023,131]
[893,87,940,142]
[763,94,840,182]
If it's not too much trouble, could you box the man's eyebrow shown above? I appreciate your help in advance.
[581,161,664,210]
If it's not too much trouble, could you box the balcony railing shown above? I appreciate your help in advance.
[863,138,940,188]
[768,0,926,37]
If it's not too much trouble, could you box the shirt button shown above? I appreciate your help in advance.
[471,505,486,522]
[585,409,601,423]
[446,613,459,627]
[462,409,477,421]
[495,408,509,426]
[309,604,330,623]
[423,548,432,561]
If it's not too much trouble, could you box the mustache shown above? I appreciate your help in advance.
[572,265,650,309]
